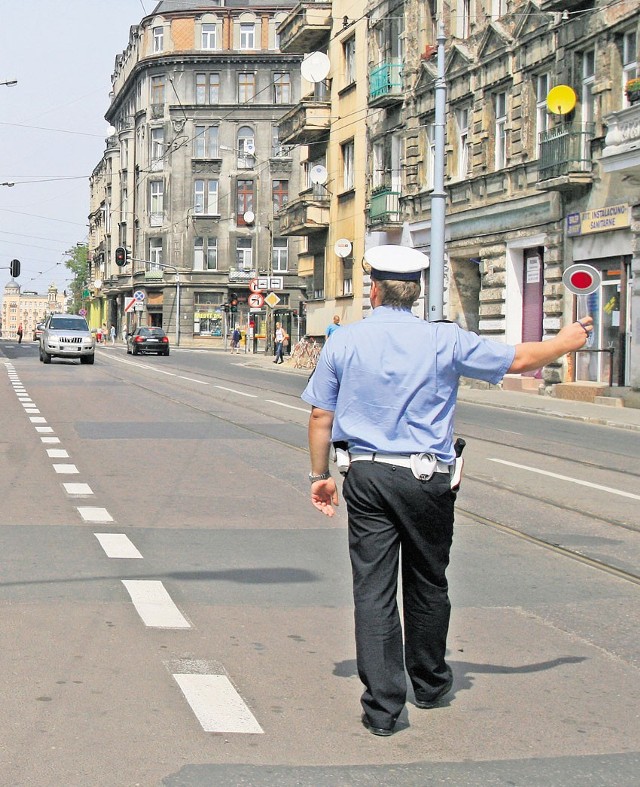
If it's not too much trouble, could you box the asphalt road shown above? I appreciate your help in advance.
[1,340,638,786]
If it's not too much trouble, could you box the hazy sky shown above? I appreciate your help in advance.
[0,1,153,297]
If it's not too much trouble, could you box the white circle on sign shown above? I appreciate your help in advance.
[310,165,328,185]
[301,52,331,84]
[249,278,262,294]
[243,211,255,224]
[562,264,601,296]
[93,279,103,289]
[334,238,352,259]
[248,293,264,308]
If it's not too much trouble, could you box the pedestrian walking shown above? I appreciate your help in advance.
[326,315,341,339]
[17,323,23,343]
[302,244,594,737]
[231,326,242,354]
[110,325,116,344]
[122,325,127,344]
[273,322,286,364]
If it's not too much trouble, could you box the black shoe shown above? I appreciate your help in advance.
[361,713,395,737]
[414,683,452,709]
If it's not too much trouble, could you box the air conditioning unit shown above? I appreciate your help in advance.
[243,139,256,155]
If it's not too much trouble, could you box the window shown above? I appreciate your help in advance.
[272,238,288,272]
[149,238,163,269]
[150,75,165,105]
[236,238,253,270]
[238,72,256,103]
[342,140,355,191]
[153,27,164,53]
[194,237,218,270]
[273,73,291,103]
[236,180,255,224]
[455,107,471,178]
[121,185,128,222]
[343,37,356,85]
[240,23,256,50]
[622,31,637,108]
[150,127,164,167]
[460,0,471,39]
[195,73,220,104]
[582,49,596,125]
[491,0,506,19]
[193,126,219,158]
[194,179,219,215]
[494,91,507,170]
[150,181,164,225]
[202,23,217,50]
[372,142,384,189]
[535,74,550,158]
[237,126,255,168]
[272,179,289,212]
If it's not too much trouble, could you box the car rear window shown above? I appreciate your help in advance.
[50,317,89,331]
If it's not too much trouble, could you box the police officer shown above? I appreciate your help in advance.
[302,245,593,736]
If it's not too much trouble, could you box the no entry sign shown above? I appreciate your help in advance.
[562,264,601,295]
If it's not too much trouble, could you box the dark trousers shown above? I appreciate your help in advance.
[342,461,454,727]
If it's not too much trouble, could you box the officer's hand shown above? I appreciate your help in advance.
[310,478,339,517]
[563,315,593,349]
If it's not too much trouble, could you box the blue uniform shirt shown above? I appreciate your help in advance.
[302,306,515,462]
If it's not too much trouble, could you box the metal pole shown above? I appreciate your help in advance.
[175,271,180,347]
[427,21,447,322]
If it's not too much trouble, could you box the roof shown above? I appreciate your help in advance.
[151,0,293,13]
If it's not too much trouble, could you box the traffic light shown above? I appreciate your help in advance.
[9,258,20,277]
[229,292,238,313]
[115,247,127,266]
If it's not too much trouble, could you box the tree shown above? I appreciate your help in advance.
[64,243,88,314]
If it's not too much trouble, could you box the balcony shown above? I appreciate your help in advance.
[278,192,330,236]
[368,188,401,227]
[369,62,403,107]
[536,123,595,191]
[277,2,332,54]
[600,103,640,178]
[278,96,331,145]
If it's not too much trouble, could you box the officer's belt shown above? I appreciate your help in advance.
[350,453,452,474]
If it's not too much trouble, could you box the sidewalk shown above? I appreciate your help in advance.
[246,351,640,432]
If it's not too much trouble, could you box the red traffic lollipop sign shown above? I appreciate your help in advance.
[562,264,601,295]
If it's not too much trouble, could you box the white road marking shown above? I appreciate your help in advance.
[77,507,113,522]
[95,533,142,559]
[41,437,61,444]
[47,449,69,458]
[178,375,209,384]
[63,483,93,495]
[29,416,47,424]
[265,399,309,413]
[488,458,640,501]
[122,580,190,628]
[25,409,40,414]
[215,385,257,398]
[35,426,54,433]
[173,674,263,734]
[53,464,79,474]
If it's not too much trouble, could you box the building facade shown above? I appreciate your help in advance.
[1,280,66,340]
[278,0,639,391]
[88,0,305,348]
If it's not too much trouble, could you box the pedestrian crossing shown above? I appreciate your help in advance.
[3,360,265,736]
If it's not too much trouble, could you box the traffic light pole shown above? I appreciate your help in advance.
[130,258,181,347]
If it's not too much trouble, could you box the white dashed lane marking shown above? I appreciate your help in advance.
[266,399,309,413]
[35,426,54,433]
[29,416,47,424]
[215,385,257,398]
[41,437,61,444]
[173,674,263,734]
[95,533,143,559]
[47,449,69,458]
[122,580,190,628]
[77,507,113,523]
[63,483,93,495]
[53,464,79,474]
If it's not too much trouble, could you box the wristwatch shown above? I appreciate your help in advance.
[309,470,331,483]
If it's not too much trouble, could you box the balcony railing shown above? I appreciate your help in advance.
[277,2,333,54]
[368,189,400,226]
[278,96,331,145]
[537,123,595,184]
[601,103,640,176]
[278,192,330,236]
[369,62,403,106]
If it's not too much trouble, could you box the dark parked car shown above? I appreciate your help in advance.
[127,327,170,356]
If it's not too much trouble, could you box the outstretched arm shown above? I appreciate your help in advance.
[308,406,338,517]
[509,317,593,374]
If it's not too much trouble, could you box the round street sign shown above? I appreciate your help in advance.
[248,292,265,308]
[249,278,262,294]
[562,264,601,295]
[133,290,146,302]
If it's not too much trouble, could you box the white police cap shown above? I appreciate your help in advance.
[364,245,429,282]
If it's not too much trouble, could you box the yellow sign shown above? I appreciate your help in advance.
[264,292,281,308]
[567,204,630,236]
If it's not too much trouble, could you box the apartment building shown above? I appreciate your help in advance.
[278,0,639,391]
[88,0,304,347]
[1,280,65,341]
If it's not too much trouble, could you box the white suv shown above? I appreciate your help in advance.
[40,314,95,365]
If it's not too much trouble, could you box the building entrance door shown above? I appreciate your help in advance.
[522,248,543,377]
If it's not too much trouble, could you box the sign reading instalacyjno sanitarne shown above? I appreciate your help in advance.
[566,203,630,236]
